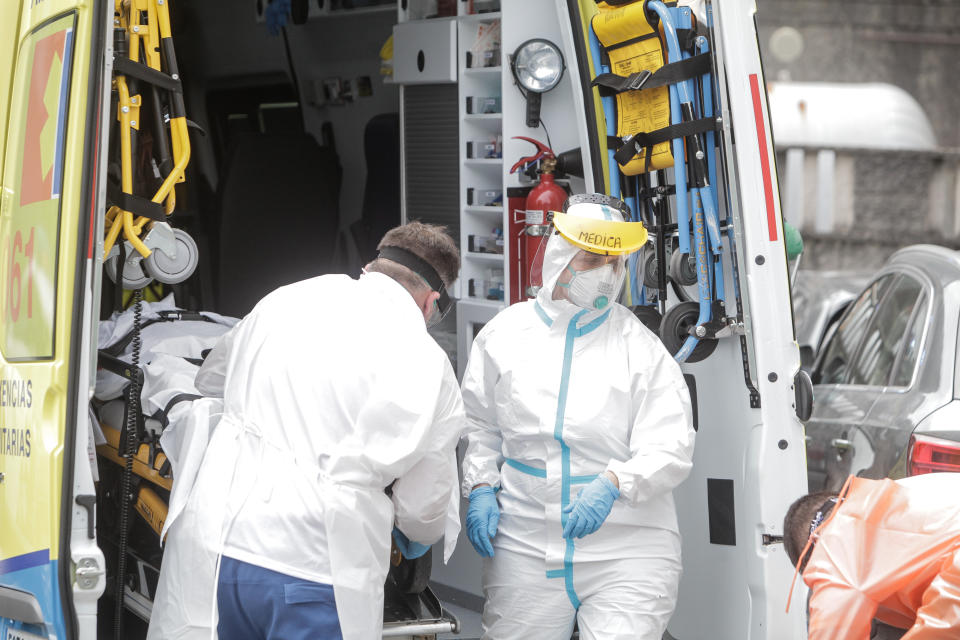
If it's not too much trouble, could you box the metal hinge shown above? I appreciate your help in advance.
[713,319,745,338]
[75,557,103,590]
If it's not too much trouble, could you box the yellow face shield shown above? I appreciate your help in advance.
[552,210,648,256]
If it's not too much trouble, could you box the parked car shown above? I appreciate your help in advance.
[792,270,872,371]
[805,245,960,493]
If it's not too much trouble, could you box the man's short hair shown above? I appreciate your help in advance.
[783,490,839,572]
[367,221,460,292]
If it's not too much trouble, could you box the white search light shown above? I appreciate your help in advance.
[512,38,565,127]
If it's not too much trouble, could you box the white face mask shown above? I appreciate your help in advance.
[560,262,622,310]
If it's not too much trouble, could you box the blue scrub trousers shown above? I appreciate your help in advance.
[217,556,343,640]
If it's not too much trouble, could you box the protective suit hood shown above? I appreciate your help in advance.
[535,231,589,314]
[535,227,627,324]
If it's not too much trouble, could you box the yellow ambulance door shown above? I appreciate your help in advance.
[0,4,25,175]
[0,0,108,638]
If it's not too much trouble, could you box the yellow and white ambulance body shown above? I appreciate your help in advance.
[0,1,809,639]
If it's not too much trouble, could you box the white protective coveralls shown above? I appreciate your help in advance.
[146,272,464,640]
[460,226,696,639]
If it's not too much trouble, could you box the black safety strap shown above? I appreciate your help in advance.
[157,310,215,322]
[609,116,720,167]
[601,30,659,53]
[378,246,452,317]
[101,310,220,357]
[675,28,698,53]
[97,350,144,383]
[107,182,165,221]
[150,392,203,430]
[113,55,182,93]
[592,53,711,97]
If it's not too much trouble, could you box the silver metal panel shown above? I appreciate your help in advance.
[0,586,45,625]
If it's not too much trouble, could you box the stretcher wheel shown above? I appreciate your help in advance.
[669,251,698,286]
[143,228,199,285]
[105,251,154,290]
[388,552,433,595]
[631,305,662,337]
[642,249,660,289]
[660,301,717,363]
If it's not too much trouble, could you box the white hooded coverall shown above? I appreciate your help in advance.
[147,272,463,640]
[460,231,696,639]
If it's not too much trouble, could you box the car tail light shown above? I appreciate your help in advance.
[907,434,960,476]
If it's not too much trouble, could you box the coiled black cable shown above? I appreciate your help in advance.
[114,288,143,640]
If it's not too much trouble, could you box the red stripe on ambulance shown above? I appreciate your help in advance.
[748,73,778,242]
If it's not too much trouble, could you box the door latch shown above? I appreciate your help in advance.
[75,557,103,590]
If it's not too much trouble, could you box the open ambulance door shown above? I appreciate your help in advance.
[561,1,809,638]
[0,0,110,639]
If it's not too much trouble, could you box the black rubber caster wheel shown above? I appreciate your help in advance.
[659,301,718,363]
[642,249,660,289]
[389,551,433,595]
[631,305,662,337]
[669,250,698,286]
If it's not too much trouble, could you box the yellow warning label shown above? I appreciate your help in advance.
[613,49,672,172]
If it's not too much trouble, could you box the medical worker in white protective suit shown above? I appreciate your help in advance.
[460,194,696,640]
[147,222,464,640]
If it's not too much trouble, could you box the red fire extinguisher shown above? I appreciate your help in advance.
[510,136,568,299]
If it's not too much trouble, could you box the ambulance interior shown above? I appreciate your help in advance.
[107,2,402,317]
[94,0,532,638]
[90,1,809,639]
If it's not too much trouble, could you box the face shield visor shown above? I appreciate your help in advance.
[377,246,453,327]
[555,250,627,311]
[533,194,647,310]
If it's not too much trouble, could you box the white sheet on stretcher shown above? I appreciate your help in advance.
[96,294,238,402]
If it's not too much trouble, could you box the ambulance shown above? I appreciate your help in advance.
[0,0,809,638]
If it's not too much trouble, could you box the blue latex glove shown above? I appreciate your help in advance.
[392,527,431,560]
[466,486,500,557]
[265,0,291,36]
[562,475,620,539]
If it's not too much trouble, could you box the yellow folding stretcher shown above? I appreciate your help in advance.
[104,0,197,289]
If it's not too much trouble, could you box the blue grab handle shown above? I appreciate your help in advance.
[647,1,712,362]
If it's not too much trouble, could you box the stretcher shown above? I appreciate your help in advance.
[588,0,739,363]
[94,300,458,638]
[104,0,198,289]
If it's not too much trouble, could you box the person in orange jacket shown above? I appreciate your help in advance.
[783,473,960,639]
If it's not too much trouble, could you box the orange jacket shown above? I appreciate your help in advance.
[803,474,960,639]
